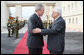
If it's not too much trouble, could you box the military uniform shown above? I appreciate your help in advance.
[11,24,15,35]
[15,18,19,39]
[7,22,11,37]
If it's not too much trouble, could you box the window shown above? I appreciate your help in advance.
[68,5,70,11]
[72,18,74,24]
[76,18,78,24]
[72,3,73,8]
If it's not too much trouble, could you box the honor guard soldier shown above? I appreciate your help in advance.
[7,19,11,37]
[15,17,19,39]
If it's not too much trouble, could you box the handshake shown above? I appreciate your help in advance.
[32,28,41,33]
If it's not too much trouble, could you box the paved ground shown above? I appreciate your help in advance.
[1,32,83,54]
[44,32,83,54]
[64,32,83,54]
[1,33,24,54]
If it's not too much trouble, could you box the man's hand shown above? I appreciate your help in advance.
[32,28,41,33]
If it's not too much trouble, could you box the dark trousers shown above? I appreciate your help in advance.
[8,29,11,37]
[50,50,63,54]
[28,47,42,54]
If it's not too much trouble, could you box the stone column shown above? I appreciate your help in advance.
[15,5,22,20]
[1,1,9,29]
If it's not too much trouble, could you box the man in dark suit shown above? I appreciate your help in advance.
[32,7,66,54]
[26,4,44,54]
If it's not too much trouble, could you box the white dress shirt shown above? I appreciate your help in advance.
[54,15,60,21]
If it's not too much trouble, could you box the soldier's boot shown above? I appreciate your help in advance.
[15,31,18,39]
[8,29,11,37]
[12,29,14,35]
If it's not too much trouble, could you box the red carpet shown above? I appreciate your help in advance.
[13,30,50,54]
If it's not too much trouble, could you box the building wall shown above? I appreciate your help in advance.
[62,1,83,32]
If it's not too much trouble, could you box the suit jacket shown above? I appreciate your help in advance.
[26,13,44,48]
[41,16,66,52]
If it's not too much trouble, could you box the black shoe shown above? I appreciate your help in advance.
[7,36,11,37]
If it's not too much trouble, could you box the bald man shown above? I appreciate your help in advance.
[32,7,66,54]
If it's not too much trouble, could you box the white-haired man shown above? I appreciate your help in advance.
[32,7,66,54]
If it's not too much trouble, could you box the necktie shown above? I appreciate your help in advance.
[39,17,42,22]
